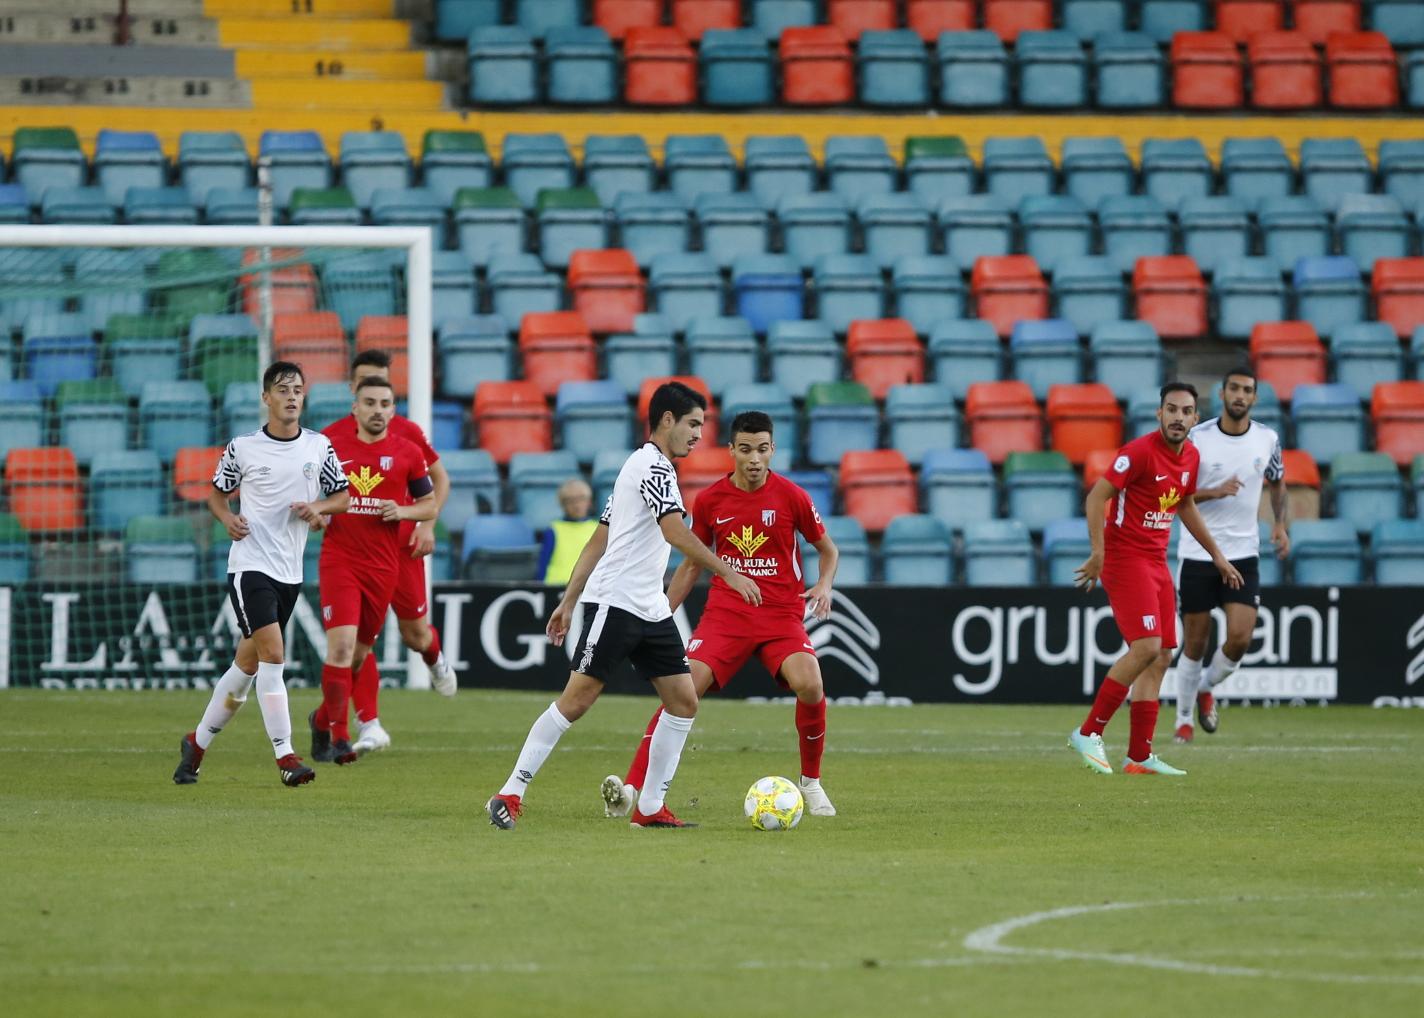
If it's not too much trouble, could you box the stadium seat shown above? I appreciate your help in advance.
[733,254,806,333]
[1018,195,1092,274]
[1099,195,1172,274]
[509,450,581,532]
[219,381,259,438]
[22,314,97,396]
[1371,0,1424,46]
[1332,321,1405,400]
[1326,31,1399,108]
[1379,140,1424,210]
[857,193,932,270]
[514,0,582,36]
[432,253,478,331]
[828,0,896,39]
[907,0,973,40]
[1294,0,1360,43]
[858,29,931,107]
[805,381,878,467]
[74,249,146,334]
[893,257,965,337]
[745,135,817,207]
[605,314,678,397]
[123,187,198,225]
[1247,31,1322,109]
[582,135,654,207]
[921,447,995,531]
[1372,381,1424,467]
[503,134,576,208]
[475,380,553,465]
[94,129,164,205]
[10,127,83,206]
[1331,451,1404,532]
[56,379,128,467]
[42,187,116,225]
[649,253,723,333]
[591,447,633,507]
[1059,137,1133,209]
[614,192,693,268]
[883,384,957,468]
[1042,516,1092,586]
[487,253,562,325]
[173,447,223,506]
[1337,194,1410,273]
[1140,138,1212,210]
[441,448,502,534]
[271,311,347,385]
[780,26,855,105]
[259,131,331,210]
[904,136,974,204]
[839,450,916,534]
[779,192,853,271]
[722,382,798,470]
[1292,382,1367,462]
[1372,519,1424,585]
[340,132,411,210]
[1221,137,1293,211]
[1003,450,1078,531]
[1179,196,1251,275]
[140,381,212,465]
[927,318,1000,400]
[686,316,759,396]
[984,0,1052,42]
[89,450,161,534]
[1172,31,1244,109]
[1293,256,1366,340]
[750,0,816,34]
[191,314,259,399]
[785,468,835,521]
[674,0,740,40]
[1133,256,1207,340]
[1011,319,1082,401]
[1250,321,1327,401]
[1215,258,1289,341]
[439,316,512,398]
[547,26,619,104]
[153,248,233,323]
[1290,518,1363,583]
[623,26,697,105]
[593,0,662,39]
[354,317,410,396]
[454,187,525,267]
[1047,383,1122,466]
[802,515,869,585]
[1062,0,1129,39]
[369,187,444,232]
[937,31,1011,107]
[1018,31,1089,108]
[1373,259,1424,340]
[1300,137,1372,213]
[813,254,886,335]
[422,130,493,210]
[1053,257,1128,337]
[0,382,45,467]
[1258,196,1330,273]
[768,320,839,399]
[938,195,1013,268]
[1089,320,1161,401]
[1216,0,1285,42]
[882,514,953,586]
[0,511,29,582]
[535,188,607,269]
[468,26,539,105]
[1094,31,1167,108]
[972,255,1049,338]
[963,518,1037,585]
[846,319,924,399]
[8,446,83,535]
[519,311,597,397]
[463,515,541,581]
[966,379,1043,463]
[0,183,26,222]
[568,249,645,335]
[676,445,734,511]
[287,187,360,227]
[695,193,771,270]
[983,136,1054,203]
[1142,0,1209,43]
[178,131,250,210]
[125,515,199,584]
[637,375,718,439]
[664,135,737,200]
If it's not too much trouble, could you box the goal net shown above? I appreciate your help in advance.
[0,225,433,691]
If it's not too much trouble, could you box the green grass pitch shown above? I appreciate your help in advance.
[2,689,1422,1017]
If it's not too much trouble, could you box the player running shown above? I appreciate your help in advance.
[1174,366,1290,743]
[310,376,437,764]
[174,362,349,787]
[601,411,840,819]
[1069,382,1243,777]
[484,382,762,830]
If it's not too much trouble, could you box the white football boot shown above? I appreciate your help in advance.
[430,653,458,697]
[799,777,837,817]
[353,718,392,757]
[600,774,637,818]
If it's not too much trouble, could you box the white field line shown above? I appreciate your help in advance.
[0,743,1410,756]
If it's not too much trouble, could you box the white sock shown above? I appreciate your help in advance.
[1204,647,1241,689]
[800,775,821,788]
[637,711,694,816]
[1175,655,1203,724]
[254,661,294,759]
[499,703,572,797]
[195,663,257,749]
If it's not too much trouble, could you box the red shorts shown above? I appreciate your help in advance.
[1102,557,1178,648]
[687,606,816,690]
[391,553,429,621]
[320,561,399,646]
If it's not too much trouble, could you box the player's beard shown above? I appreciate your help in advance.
[360,417,387,439]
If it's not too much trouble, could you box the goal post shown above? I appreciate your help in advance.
[0,224,436,691]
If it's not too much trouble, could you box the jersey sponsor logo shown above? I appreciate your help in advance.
[1158,488,1182,513]
[762,509,776,527]
[346,465,385,497]
[1114,455,1130,473]
[726,525,770,558]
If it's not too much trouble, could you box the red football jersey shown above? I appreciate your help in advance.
[325,414,439,546]
[321,427,431,573]
[1102,430,1200,564]
[693,472,827,619]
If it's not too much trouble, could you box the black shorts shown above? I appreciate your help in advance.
[571,603,690,683]
[1177,557,1261,614]
[227,571,302,639]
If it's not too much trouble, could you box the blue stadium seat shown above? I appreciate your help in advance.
[701,29,776,107]
[733,253,805,334]
[1331,452,1404,534]
[937,195,1012,266]
[963,519,1036,586]
[1093,31,1165,108]
[744,135,817,207]
[1379,139,1424,211]
[501,133,576,207]
[545,26,618,105]
[1292,383,1366,462]
[304,383,352,433]
[1053,257,1128,336]
[1254,520,1285,586]
[928,318,1000,400]
[614,192,692,268]
[695,192,772,269]
[922,448,996,532]
[1372,0,1424,47]
[75,249,147,333]
[583,135,654,206]
[1010,320,1082,401]
[178,131,249,210]
[1336,194,1410,274]
[535,187,608,269]
[462,514,540,580]
[1221,137,1293,212]
[1200,378,1285,435]
[514,0,581,37]
[0,382,44,466]
[259,131,332,209]
[95,129,164,207]
[1127,389,1164,438]
[1140,138,1212,211]
[859,29,931,107]
[604,314,678,396]
[340,132,412,210]
[649,252,723,333]
[892,256,965,336]
[812,254,885,335]
[937,30,1009,107]
[1179,196,1251,274]
[1017,31,1088,109]
[443,449,503,534]
[885,384,958,467]
[1043,517,1092,586]
[436,0,500,41]
[41,187,116,224]
[432,400,465,451]
[722,382,798,471]
[1372,520,1424,585]
[778,192,852,270]
[204,187,259,225]
[1214,258,1288,341]
[125,516,199,583]
[803,515,869,586]
[1290,518,1363,584]
[222,382,260,437]
[1090,320,1161,400]
[750,0,815,35]
[1293,256,1366,340]
[1018,195,1092,273]
[57,380,129,467]
[1300,138,1372,214]
[784,468,834,521]
[0,184,27,222]
[467,25,540,105]
[421,130,493,209]
[1003,450,1079,532]
[454,187,524,267]
[124,187,198,225]
[825,135,897,201]
[882,514,953,585]
[432,252,478,330]
[90,450,164,533]
[1140,0,1206,43]
[805,381,878,468]
[0,512,29,582]
[22,313,96,396]
[665,135,737,200]
[982,137,1054,203]
[1258,196,1330,273]
[904,135,974,205]
[370,187,445,233]
[1098,195,1172,273]
[1,249,65,335]
[686,316,759,396]
[487,253,562,325]
[1332,321,1405,401]
[1064,1,1127,41]
[592,447,632,508]
[857,192,932,270]
[768,319,839,399]
[324,254,397,330]
[510,450,582,532]
[141,381,212,463]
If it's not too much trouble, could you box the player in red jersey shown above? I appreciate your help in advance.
[601,411,842,818]
[311,377,437,764]
[1069,382,1243,777]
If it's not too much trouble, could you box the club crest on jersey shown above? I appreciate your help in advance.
[727,526,769,558]
[1181,471,1190,485]
[762,509,776,527]
[347,465,385,497]
[1142,615,1156,631]
[688,639,703,652]
[303,462,316,479]
[380,456,394,471]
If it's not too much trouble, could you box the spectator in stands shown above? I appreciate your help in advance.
[537,477,597,585]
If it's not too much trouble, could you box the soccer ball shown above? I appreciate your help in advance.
[744,776,804,831]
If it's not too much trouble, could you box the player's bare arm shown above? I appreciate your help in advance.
[1193,475,1243,502]
[1268,476,1291,558]
[291,488,349,531]
[1177,497,1244,589]
[666,556,705,613]
[409,459,449,557]
[659,513,762,606]
[207,486,249,541]
[1075,477,1115,591]
[546,523,610,645]
[378,490,437,524]
[803,535,838,620]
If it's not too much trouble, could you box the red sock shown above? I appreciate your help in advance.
[320,664,353,741]
[420,626,442,668]
[795,696,827,779]
[1127,699,1160,763]
[1080,677,1130,736]
[623,707,662,790]
[352,654,381,724]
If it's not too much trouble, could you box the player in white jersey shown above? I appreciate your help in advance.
[1174,366,1290,742]
[174,362,350,787]
[484,382,763,830]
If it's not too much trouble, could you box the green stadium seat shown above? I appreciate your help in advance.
[125,515,199,584]
[454,186,525,267]
[904,135,974,204]
[56,378,130,466]
[421,130,492,208]
[12,126,85,205]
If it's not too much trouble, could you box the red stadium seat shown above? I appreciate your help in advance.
[624,26,697,105]
[593,0,664,40]
[1249,321,1327,401]
[241,248,317,316]
[671,0,739,40]
[1248,32,1322,109]
[4,447,83,532]
[780,27,855,106]
[1133,256,1207,340]
[567,248,646,335]
[983,0,1052,43]
[474,380,553,464]
[906,0,974,42]
[1082,448,1119,490]
[839,449,917,534]
[846,319,925,400]
[965,380,1043,464]
[1047,384,1123,467]
[355,315,409,396]
[1215,0,1284,43]
[827,0,896,41]
[272,311,347,383]
[1292,0,1360,46]
[1372,258,1424,340]
[638,375,719,439]
[518,311,597,398]
[1372,382,1424,467]
[1171,32,1245,109]
[1271,447,1322,520]
[971,255,1049,339]
[676,445,733,511]
[174,447,223,504]
[1325,31,1399,109]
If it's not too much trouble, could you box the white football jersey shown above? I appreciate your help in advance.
[213,427,348,584]
[581,443,685,622]
[1178,417,1284,563]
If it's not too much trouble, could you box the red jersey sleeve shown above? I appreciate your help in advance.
[1103,443,1144,491]
[400,439,433,498]
[793,483,826,543]
[690,488,715,545]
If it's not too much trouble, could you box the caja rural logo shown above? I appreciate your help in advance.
[346,465,385,497]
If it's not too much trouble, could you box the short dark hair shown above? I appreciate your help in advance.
[355,376,394,397]
[647,380,707,432]
[352,349,392,375]
[263,361,304,390]
[1160,381,1199,407]
[1221,364,1257,389]
[729,411,774,442]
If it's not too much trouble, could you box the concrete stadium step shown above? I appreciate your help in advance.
[0,74,247,106]
[0,43,234,78]
[0,13,219,46]
[235,49,430,80]
[218,17,411,48]
[3,0,206,14]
